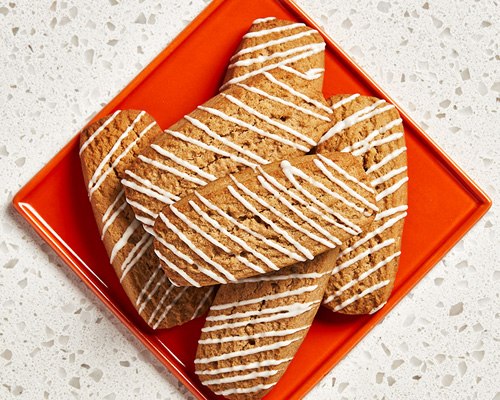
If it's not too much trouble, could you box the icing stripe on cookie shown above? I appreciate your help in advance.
[245,22,302,38]
[220,44,325,89]
[79,110,121,155]
[331,280,391,312]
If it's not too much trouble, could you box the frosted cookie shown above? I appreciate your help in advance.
[317,95,408,314]
[221,17,326,93]
[123,70,332,233]
[195,249,337,400]
[79,110,215,329]
[153,153,377,286]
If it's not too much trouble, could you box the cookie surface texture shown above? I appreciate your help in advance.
[195,249,337,400]
[123,68,331,232]
[317,95,408,314]
[221,18,326,93]
[79,110,215,328]
[154,153,377,286]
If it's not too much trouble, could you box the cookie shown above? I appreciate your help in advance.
[122,69,332,233]
[153,153,377,286]
[79,110,215,328]
[316,95,408,314]
[194,249,337,399]
[221,18,326,93]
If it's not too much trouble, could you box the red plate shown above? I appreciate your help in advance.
[13,0,491,399]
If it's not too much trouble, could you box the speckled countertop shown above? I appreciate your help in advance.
[0,1,498,399]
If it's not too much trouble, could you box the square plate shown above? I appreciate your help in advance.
[13,0,491,399]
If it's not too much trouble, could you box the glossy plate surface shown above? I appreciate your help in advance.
[13,0,491,399]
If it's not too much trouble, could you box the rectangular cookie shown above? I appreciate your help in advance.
[195,249,337,399]
[153,153,377,286]
[79,110,215,328]
[317,95,408,314]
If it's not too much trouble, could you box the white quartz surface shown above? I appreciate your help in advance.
[0,0,498,399]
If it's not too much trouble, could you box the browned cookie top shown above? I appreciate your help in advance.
[79,110,215,329]
[123,69,332,232]
[221,17,326,93]
[153,153,377,286]
[317,95,408,314]
[195,250,337,400]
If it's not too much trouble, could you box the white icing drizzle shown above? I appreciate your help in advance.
[352,132,404,157]
[88,111,145,195]
[313,159,378,211]
[340,118,402,154]
[366,146,407,174]
[262,71,332,113]
[170,205,231,253]
[203,370,279,385]
[331,94,360,110]
[230,175,338,248]
[319,101,395,144]
[135,265,162,307]
[195,338,300,363]
[340,211,407,258]
[120,234,153,282]
[138,274,167,314]
[102,189,124,225]
[332,238,395,275]
[231,30,316,60]
[194,192,305,262]
[257,166,359,235]
[371,166,408,187]
[221,93,316,146]
[196,358,293,375]
[256,175,342,246]
[236,83,330,121]
[245,21,302,38]
[316,154,374,193]
[278,65,323,80]
[251,17,276,25]
[152,287,188,329]
[369,301,387,314]
[184,115,269,165]
[123,169,180,203]
[154,248,201,287]
[227,183,314,260]
[210,285,318,311]
[220,43,325,90]
[79,110,120,155]
[147,284,175,325]
[198,326,307,344]
[150,143,217,181]
[280,160,368,216]
[158,212,235,283]
[89,119,156,197]
[109,219,140,263]
[101,200,127,239]
[198,105,309,152]
[165,129,258,169]
[374,205,408,221]
[138,154,207,186]
[228,43,324,69]
[332,280,391,312]
[215,383,276,397]
[201,301,319,332]
[236,271,328,284]
[187,200,274,272]
[324,251,401,304]
[375,176,409,201]
[126,200,157,218]
[191,286,215,320]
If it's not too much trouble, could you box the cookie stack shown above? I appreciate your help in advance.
[79,17,407,399]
